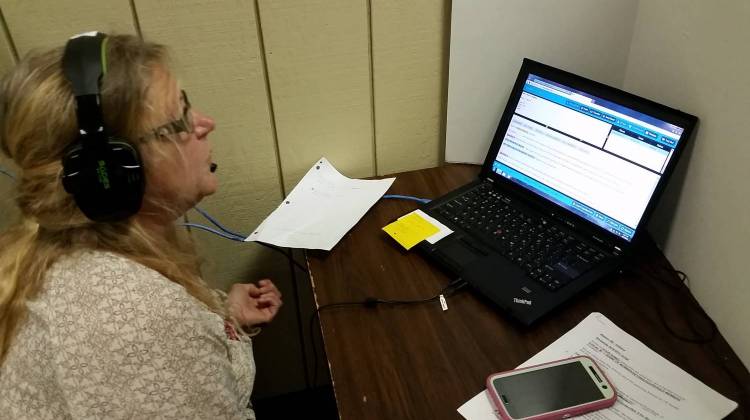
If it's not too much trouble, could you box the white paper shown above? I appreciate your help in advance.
[399,209,453,244]
[246,157,394,251]
[458,313,737,420]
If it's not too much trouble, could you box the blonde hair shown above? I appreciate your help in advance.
[0,35,224,364]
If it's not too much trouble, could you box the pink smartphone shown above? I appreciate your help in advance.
[486,356,616,420]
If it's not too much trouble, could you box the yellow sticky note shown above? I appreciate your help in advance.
[382,212,440,250]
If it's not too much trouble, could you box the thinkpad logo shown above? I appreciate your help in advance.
[513,298,532,306]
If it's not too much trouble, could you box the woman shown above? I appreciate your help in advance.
[0,34,281,419]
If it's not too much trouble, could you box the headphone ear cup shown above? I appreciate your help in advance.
[105,136,145,190]
[61,141,85,194]
[61,137,145,222]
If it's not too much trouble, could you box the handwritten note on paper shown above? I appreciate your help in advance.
[383,210,453,250]
[457,313,737,420]
[245,157,395,251]
[383,212,440,250]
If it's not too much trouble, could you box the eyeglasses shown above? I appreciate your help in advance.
[138,89,193,142]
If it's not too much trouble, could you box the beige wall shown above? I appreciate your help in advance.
[372,0,448,175]
[0,0,448,397]
[626,0,750,367]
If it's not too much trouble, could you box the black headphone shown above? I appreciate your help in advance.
[60,32,144,222]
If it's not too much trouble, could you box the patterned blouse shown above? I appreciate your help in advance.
[0,250,256,419]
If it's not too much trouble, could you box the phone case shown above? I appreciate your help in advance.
[485,356,617,420]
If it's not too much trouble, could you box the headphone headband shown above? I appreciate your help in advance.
[63,32,107,140]
[62,32,107,96]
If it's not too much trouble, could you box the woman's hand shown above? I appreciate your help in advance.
[226,279,283,328]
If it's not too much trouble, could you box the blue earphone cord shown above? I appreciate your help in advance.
[191,206,247,239]
[184,207,309,271]
[179,222,245,241]
[382,194,431,204]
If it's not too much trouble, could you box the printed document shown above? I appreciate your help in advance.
[458,313,737,420]
[246,157,394,250]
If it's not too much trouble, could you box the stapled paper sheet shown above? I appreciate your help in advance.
[246,157,395,250]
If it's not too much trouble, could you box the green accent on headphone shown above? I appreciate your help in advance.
[98,37,110,190]
[96,160,111,190]
[100,36,108,75]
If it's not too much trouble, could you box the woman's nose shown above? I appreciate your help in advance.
[192,110,215,139]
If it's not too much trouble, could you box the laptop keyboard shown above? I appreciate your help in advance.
[434,183,611,291]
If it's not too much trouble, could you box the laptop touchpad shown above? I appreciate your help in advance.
[436,237,485,267]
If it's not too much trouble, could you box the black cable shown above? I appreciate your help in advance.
[309,278,467,389]
[255,241,307,272]
[368,280,468,305]
[639,265,749,412]
[701,331,750,416]
[635,265,717,344]
[286,247,311,389]
[665,268,749,411]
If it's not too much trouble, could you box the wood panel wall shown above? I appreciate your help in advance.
[0,0,449,398]
[0,7,17,231]
[371,0,448,175]
[259,0,375,191]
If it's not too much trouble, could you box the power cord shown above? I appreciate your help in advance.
[633,265,717,344]
[309,277,468,388]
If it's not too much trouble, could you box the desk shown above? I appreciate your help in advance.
[306,164,749,419]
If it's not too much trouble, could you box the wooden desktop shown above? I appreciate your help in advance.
[305,164,749,420]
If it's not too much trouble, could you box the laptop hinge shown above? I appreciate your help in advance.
[591,233,622,256]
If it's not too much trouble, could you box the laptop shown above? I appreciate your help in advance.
[418,58,698,325]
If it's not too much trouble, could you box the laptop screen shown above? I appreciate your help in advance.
[491,74,686,241]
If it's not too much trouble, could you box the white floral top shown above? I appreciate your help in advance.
[0,250,256,419]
